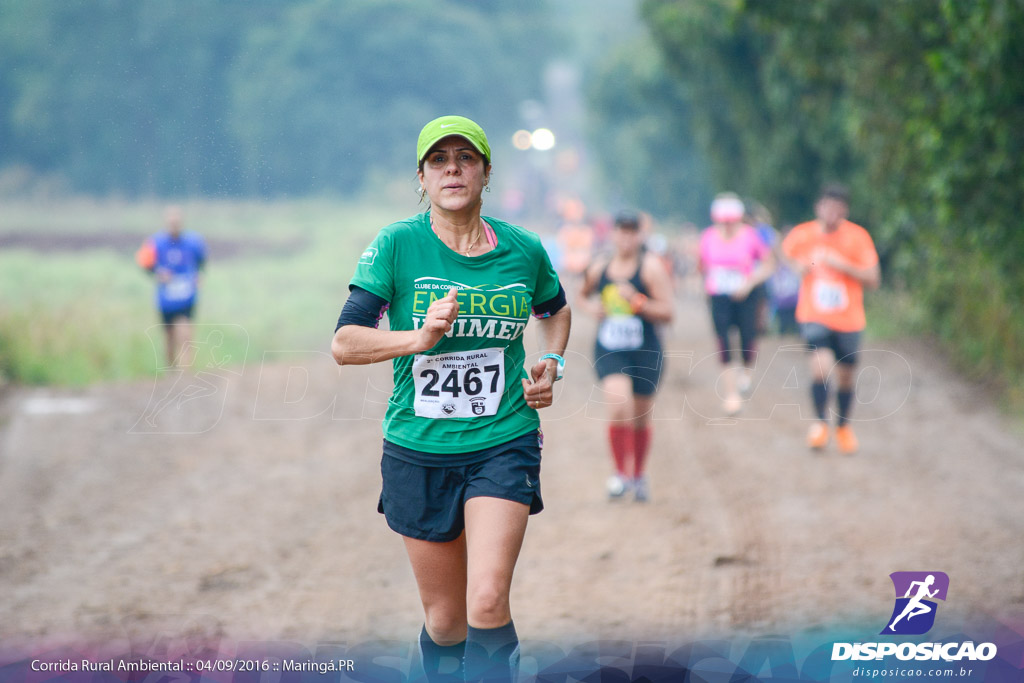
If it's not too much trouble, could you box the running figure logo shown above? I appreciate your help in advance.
[881,571,949,635]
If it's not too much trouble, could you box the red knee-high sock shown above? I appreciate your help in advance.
[633,425,652,478]
[608,424,633,476]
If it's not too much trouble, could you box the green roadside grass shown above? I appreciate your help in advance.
[863,288,929,342]
[0,198,412,386]
[866,287,1024,417]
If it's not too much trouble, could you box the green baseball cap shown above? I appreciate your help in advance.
[417,115,491,166]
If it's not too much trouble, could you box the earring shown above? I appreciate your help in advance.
[485,185,491,193]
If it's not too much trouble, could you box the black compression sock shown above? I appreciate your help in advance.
[812,381,829,422]
[836,389,854,427]
[464,621,519,683]
[419,625,466,683]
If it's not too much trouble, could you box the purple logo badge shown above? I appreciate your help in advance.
[881,571,949,635]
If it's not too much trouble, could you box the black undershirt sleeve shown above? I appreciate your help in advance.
[335,286,390,332]
[531,283,567,319]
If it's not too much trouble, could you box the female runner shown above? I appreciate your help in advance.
[332,116,571,683]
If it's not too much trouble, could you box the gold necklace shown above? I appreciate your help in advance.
[432,217,483,257]
[462,227,483,257]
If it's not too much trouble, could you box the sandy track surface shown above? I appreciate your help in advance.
[2,295,1023,651]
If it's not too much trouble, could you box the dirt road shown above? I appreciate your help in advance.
[2,295,1023,655]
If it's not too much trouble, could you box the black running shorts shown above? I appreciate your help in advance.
[377,430,543,542]
[593,348,664,396]
[160,304,194,325]
[800,322,863,365]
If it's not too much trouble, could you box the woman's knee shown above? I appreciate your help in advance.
[602,375,635,421]
[466,580,511,627]
[423,605,468,645]
[632,396,655,424]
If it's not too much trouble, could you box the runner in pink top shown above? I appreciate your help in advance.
[699,223,768,296]
[697,193,775,415]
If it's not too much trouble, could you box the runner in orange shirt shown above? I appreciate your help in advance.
[782,184,880,454]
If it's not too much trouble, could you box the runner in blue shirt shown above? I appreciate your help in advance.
[136,206,207,367]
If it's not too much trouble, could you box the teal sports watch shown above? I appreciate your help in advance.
[540,353,565,381]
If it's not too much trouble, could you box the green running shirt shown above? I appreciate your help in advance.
[349,212,561,460]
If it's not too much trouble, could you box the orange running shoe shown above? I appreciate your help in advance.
[835,425,859,454]
[806,422,830,450]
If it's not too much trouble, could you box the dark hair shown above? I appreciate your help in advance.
[819,183,851,205]
[614,210,640,229]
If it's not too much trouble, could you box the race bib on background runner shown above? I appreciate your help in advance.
[164,276,196,302]
[813,279,849,312]
[707,266,746,295]
[598,316,644,351]
[412,348,505,418]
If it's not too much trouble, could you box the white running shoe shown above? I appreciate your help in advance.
[738,370,753,396]
[606,474,630,499]
[633,476,650,503]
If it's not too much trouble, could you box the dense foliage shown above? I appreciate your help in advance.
[0,0,555,196]
[625,0,1024,397]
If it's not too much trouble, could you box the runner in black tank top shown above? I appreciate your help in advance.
[593,257,662,361]
[580,211,674,503]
